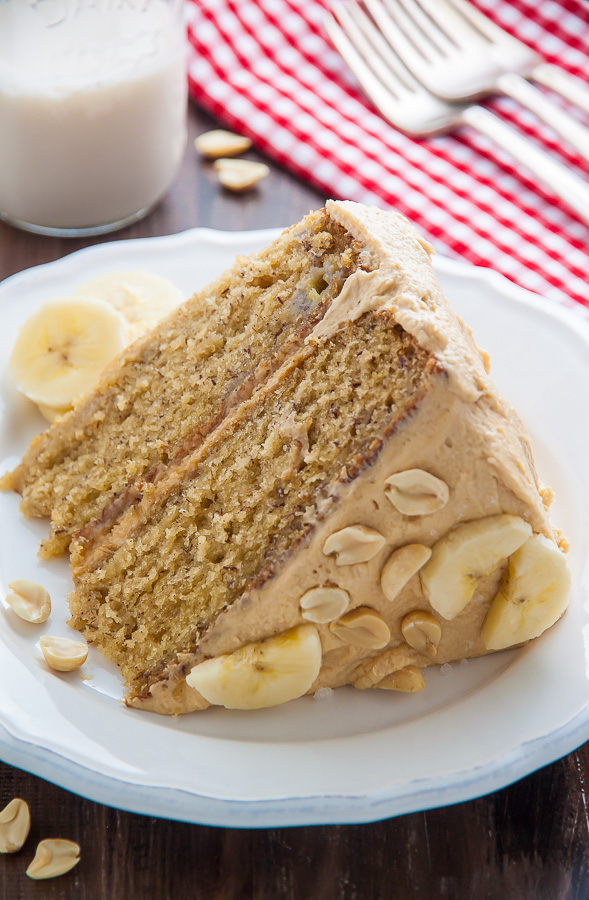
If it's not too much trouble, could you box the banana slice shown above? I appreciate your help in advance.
[186,625,322,710]
[37,403,70,423]
[10,271,184,420]
[74,270,184,342]
[481,533,571,650]
[9,297,128,410]
[420,514,532,620]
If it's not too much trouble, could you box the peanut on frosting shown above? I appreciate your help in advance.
[300,586,350,624]
[377,665,425,692]
[380,544,432,602]
[352,646,415,690]
[330,607,390,649]
[323,525,386,566]
[401,610,442,656]
[384,469,449,516]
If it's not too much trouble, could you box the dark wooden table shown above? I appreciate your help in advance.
[0,103,587,900]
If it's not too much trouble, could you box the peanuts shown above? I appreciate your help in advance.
[26,839,80,880]
[330,607,390,649]
[401,611,442,657]
[2,580,83,879]
[323,525,386,566]
[6,579,51,624]
[0,799,30,854]
[40,636,88,672]
[380,544,432,602]
[194,129,270,192]
[384,469,449,516]
[214,159,270,192]
[300,586,350,624]
[194,129,252,158]
[377,665,425,692]
[0,798,80,881]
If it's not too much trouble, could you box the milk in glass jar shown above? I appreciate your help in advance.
[0,0,187,235]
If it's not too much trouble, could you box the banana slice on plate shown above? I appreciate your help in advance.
[9,270,184,421]
[481,533,571,650]
[186,624,322,710]
[9,296,128,412]
[74,270,184,341]
[36,403,71,423]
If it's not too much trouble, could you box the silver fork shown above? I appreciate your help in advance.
[411,0,589,115]
[325,2,589,225]
[365,0,589,163]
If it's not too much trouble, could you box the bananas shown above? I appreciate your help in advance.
[186,625,322,710]
[36,403,71,424]
[420,514,532,620]
[9,271,183,420]
[74,270,184,342]
[420,514,570,648]
[9,297,128,413]
[481,534,571,650]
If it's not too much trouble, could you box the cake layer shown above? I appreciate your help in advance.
[3,210,365,556]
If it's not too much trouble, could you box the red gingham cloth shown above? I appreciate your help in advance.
[186,0,589,311]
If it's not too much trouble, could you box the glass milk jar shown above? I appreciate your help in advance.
[0,0,187,236]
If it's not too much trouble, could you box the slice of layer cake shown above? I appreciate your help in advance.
[67,202,569,713]
[4,202,570,714]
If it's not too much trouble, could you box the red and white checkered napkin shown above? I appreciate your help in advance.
[186,0,589,311]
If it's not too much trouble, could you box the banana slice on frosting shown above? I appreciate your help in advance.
[186,625,322,710]
[9,297,128,412]
[420,514,532,620]
[481,533,570,650]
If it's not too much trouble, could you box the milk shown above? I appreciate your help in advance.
[0,1,186,234]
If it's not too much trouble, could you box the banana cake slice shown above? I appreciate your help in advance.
[4,201,570,714]
[66,202,569,713]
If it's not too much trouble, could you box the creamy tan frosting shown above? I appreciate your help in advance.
[325,201,490,403]
[306,269,399,345]
[129,200,558,715]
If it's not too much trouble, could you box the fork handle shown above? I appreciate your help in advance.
[461,105,589,226]
[531,64,589,118]
[495,73,589,165]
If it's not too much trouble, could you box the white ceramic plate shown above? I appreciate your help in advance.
[0,228,588,828]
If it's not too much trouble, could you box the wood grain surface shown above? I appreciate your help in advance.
[0,104,587,900]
